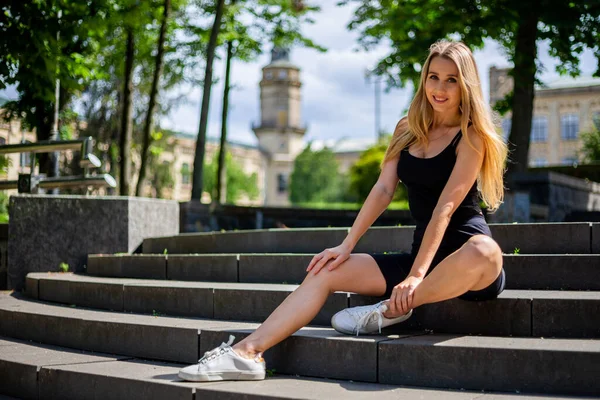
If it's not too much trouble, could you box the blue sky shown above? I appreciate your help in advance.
[2,1,597,146]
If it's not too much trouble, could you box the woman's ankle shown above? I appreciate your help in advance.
[232,341,262,359]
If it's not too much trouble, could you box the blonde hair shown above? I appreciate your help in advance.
[382,39,508,212]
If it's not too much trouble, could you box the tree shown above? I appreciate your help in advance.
[349,137,407,203]
[77,0,193,194]
[340,0,600,185]
[0,0,112,175]
[120,28,135,195]
[136,0,172,196]
[216,38,234,204]
[203,151,259,203]
[191,0,226,200]
[580,115,600,163]
[289,144,344,204]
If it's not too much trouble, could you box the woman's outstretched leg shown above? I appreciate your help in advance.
[232,254,387,358]
[179,254,387,381]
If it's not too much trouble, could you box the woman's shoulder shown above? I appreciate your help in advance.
[394,116,409,135]
[461,124,484,151]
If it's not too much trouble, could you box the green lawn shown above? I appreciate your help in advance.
[294,200,409,210]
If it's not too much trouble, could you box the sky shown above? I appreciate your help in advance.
[2,1,598,147]
[161,1,598,147]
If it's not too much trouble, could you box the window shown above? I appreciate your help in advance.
[531,158,547,167]
[530,116,548,142]
[593,112,600,131]
[278,70,288,80]
[501,118,511,141]
[181,163,190,185]
[20,140,32,168]
[561,156,578,166]
[561,113,579,140]
[277,173,287,193]
[265,71,273,80]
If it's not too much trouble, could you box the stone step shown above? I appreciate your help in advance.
[25,273,600,338]
[142,223,598,255]
[87,253,600,291]
[1,337,587,400]
[0,294,598,396]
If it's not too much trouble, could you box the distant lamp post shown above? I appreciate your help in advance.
[364,67,383,141]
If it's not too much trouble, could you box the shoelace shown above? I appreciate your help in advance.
[197,335,235,369]
[353,302,387,336]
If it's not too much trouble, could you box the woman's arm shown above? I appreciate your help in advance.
[342,159,400,249]
[306,156,400,274]
[408,125,485,279]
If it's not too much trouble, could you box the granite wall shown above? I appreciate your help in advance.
[511,171,600,222]
[7,195,179,290]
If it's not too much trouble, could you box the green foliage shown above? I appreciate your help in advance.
[339,1,600,89]
[349,137,407,203]
[290,144,345,204]
[580,129,600,163]
[203,151,259,204]
[59,262,70,272]
[0,0,115,134]
[0,155,11,176]
[0,192,9,223]
[513,248,520,255]
[294,200,409,210]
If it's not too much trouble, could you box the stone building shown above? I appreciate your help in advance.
[490,66,600,166]
[0,117,39,198]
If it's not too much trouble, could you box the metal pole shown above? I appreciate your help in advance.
[48,11,62,194]
[375,78,381,141]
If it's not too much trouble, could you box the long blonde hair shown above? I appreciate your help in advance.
[382,39,508,212]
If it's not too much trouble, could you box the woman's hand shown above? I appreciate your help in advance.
[388,276,423,316]
[306,243,352,275]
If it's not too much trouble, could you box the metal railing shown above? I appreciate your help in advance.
[0,137,116,193]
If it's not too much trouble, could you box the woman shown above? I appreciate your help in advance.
[179,39,508,382]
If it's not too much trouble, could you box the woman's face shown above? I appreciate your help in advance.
[425,56,462,114]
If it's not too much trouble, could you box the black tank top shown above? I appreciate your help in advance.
[397,129,484,243]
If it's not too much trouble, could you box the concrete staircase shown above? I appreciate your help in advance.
[1,222,599,399]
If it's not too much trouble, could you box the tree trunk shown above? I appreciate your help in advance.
[33,100,56,180]
[135,0,171,197]
[119,29,135,196]
[216,39,233,204]
[505,11,540,187]
[191,0,226,200]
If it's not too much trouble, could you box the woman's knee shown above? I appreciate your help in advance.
[302,265,337,293]
[464,235,503,273]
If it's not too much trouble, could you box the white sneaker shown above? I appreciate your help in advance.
[178,335,266,382]
[331,301,413,336]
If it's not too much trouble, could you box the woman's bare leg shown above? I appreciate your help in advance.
[383,235,503,318]
[232,254,386,357]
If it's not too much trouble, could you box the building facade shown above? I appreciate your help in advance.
[0,118,38,198]
[490,66,600,167]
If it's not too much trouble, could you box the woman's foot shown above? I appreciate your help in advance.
[178,335,266,382]
[331,301,413,336]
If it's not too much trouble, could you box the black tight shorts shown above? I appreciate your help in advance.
[370,248,506,301]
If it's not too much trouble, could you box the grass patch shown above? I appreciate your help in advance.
[294,200,409,210]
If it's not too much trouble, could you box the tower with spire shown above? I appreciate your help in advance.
[252,46,307,206]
